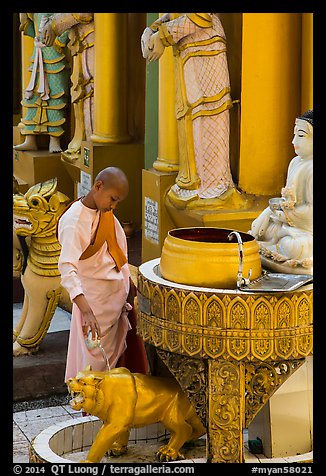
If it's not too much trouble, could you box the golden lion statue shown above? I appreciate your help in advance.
[13,178,70,356]
[67,367,206,463]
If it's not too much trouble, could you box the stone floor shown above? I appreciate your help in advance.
[13,303,73,462]
[14,397,313,464]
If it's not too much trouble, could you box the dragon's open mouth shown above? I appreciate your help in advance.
[68,387,85,408]
[13,216,32,229]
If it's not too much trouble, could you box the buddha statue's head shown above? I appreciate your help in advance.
[292,109,313,161]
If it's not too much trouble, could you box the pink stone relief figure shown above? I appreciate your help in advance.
[142,13,234,206]
[42,13,94,161]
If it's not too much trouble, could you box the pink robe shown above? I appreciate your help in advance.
[57,201,131,381]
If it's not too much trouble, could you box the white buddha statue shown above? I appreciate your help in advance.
[249,110,313,275]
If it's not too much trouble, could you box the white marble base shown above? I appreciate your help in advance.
[29,416,313,464]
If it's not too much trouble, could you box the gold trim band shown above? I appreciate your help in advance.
[191,99,233,120]
[178,36,226,52]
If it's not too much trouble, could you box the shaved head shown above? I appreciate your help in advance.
[95,167,129,190]
[84,167,129,212]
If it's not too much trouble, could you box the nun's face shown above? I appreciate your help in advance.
[292,118,313,160]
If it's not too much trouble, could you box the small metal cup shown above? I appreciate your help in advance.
[84,330,101,350]
[269,197,285,211]
[84,330,110,370]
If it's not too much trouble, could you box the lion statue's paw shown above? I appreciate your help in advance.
[156,445,185,462]
[108,444,128,457]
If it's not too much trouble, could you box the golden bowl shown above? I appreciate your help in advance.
[160,227,262,289]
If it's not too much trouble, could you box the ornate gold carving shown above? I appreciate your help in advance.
[204,296,225,327]
[275,298,294,328]
[137,266,313,464]
[138,315,150,342]
[156,349,207,426]
[151,318,164,347]
[151,286,164,319]
[228,298,249,329]
[137,271,313,361]
[166,290,181,322]
[251,336,273,361]
[297,295,312,326]
[274,334,295,360]
[138,274,150,299]
[245,359,304,427]
[182,330,202,356]
[13,178,70,277]
[297,333,313,356]
[183,293,201,325]
[166,328,181,352]
[250,298,273,360]
[252,298,272,329]
[207,360,244,463]
[227,333,250,360]
[203,331,225,358]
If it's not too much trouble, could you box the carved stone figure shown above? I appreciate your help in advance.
[249,110,313,274]
[42,13,94,161]
[67,366,205,463]
[142,13,235,206]
[14,13,70,153]
[13,178,70,356]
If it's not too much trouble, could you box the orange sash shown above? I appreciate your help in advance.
[57,199,127,271]
[79,210,127,271]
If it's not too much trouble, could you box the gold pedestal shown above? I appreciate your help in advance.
[137,259,313,463]
[141,166,272,262]
[165,190,271,233]
[13,127,74,199]
[141,168,177,263]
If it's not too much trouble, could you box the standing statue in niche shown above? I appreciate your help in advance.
[141,13,236,207]
[249,110,313,275]
[14,13,70,153]
[42,13,94,161]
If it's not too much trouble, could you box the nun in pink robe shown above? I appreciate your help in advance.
[57,200,131,381]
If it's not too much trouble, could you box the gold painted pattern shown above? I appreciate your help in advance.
[137,272,313,361]
[138,267,312,464]
[244,359,304,427]
[178,35,226,52]
[207,360,243,462]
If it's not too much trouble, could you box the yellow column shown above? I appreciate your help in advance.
[21,32,34,121]
[301,13,313,112]
[91,13,130,143]
[239,13,302,196]
[153,34,179,172]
